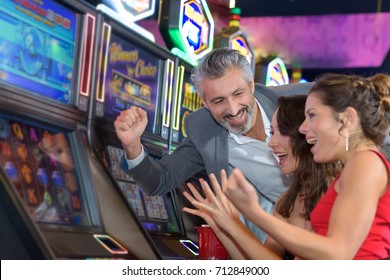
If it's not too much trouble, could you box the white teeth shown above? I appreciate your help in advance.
[307,137,318,145]
[227,111,244,120]
[276,153,288,158]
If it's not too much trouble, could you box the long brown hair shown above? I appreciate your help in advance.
[275,95,340,219]
[310,73,390,149]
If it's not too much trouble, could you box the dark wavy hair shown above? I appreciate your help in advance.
[275,95,341,219]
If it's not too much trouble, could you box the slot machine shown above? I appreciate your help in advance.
[214,7,256,74]
[89,6,198,259]
[166,58,207,243]
[158,0,215,243]
[256,56,290,86]
[0,0,158,259]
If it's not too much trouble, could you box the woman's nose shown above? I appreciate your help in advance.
[299,118,308,134]
[267,133,278,148]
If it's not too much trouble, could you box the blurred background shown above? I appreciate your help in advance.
[85,0,390,81]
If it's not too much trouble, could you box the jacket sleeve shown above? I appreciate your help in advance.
[123,114,205,196]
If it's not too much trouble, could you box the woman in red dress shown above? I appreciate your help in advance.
[222,73,390,259]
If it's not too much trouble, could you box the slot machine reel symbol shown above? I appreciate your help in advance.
[4,161,18,182]
[20,26,44,76]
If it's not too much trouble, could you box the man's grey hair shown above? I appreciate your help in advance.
[190,48,254,98]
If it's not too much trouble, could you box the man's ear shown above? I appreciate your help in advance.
[202,98,209,109]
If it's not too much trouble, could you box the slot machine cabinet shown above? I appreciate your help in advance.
[0,0,158,260]
[162,57,209,244]
[88,9,198,259]
[0,167,54,260]
[158,1,215,242]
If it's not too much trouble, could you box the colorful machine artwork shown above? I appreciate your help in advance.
[0,0,77,103]
[265,57,289,86]
[159,0,215,65]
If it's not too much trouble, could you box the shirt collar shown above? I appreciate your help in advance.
[228,100,271,144]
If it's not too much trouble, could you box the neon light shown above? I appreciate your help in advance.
[180,239,199,255]
[162,59,174,127]
[177,0,214,63]
[93,234,128,254]
[96,23,112,102]
[230,35,253,65]
[80,14,96,97]
[173,65,185,130]
[266,57,289,86]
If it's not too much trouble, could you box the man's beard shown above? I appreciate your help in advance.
[219,99,255,134]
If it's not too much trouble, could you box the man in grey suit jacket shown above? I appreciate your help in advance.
[114,48,312,243]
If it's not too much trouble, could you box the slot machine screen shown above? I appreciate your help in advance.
[0,113,96,228]
[105,144,180,235]
[0,0,78,104]
[102,31,161,134]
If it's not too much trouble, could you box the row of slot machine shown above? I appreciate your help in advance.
[0,0,203,260]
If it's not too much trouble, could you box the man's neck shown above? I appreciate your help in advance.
[244,105,267,141]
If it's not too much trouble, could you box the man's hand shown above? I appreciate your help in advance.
[114,106,148,159]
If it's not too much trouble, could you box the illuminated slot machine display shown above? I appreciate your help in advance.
[214,7,256,74]
[90,7,198,259]
[168,62,203,144]
[157,0,215,142]
[0,0,157,260]
[159,0,215,66]
[256,56,290,86]
[158,0,213,143]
